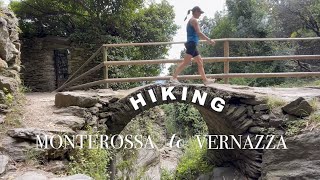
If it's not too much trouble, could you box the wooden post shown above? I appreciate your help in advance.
[224,41,230,84]
[103,47,109,88]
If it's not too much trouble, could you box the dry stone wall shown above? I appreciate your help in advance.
[0,8,21,93]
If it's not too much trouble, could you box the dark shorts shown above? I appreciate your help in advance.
[185,41,199,57]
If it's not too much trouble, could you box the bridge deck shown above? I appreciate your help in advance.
[117,83,320,102]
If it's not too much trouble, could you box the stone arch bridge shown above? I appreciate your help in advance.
[105,83,267,179]
[55,83,319,179]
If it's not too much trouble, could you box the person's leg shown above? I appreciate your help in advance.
[193,55,208,81]
[172,54,193,79]
[194,55,216,85]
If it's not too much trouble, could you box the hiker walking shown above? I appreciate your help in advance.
[170,6,216,86]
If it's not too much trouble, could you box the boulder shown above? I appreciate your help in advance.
[197,167,247,180]
[0,58,8,69]
[7,128,54,142]
[0,75,19,93]
[282,97,313,117]
[0,136,44,162]
[13,171,48,180]
[0,155,9,175]
[53,106,89,117]
[261,130,320,179]
[253,104,269,112]
[0,15,20,63]
[3,170,92,180]
[50,174,93,180]
[54,115,85,130]
[55,91,99,108]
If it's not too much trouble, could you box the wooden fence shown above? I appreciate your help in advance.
[55,37,320,92]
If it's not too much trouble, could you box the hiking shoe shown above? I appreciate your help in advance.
[169,77,181,84]
[204,78,216,86]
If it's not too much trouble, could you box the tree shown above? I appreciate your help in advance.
[270,0,320,72]
[11,0,178,89]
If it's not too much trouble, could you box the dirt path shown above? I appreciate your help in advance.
[22,92,72,131]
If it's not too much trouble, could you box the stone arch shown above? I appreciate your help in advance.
[105,84,267,179]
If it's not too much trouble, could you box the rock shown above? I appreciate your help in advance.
[283,114,299,121]
[116,147,160,179]
[7,128,54,142]
[260,114,270,121]
[94,103,103,109]
[253,104,269,112]
[0,58,8,69]
[197,167,246,180]
[55,115,85,130]
[55,91,99,108]
[0,136,44,162]
[282,97,313,117]
[44,160,67,174]
[247,106,254,117]
[0,117,4,124]
[269,118,284,127]
[50,174,93,180]
[0,90,5,103]
[261,130,320,179]
[87,115,98,126]
[0,75,19,93]
[160,145,182,172]
[3,169,92,180]
[53,106,89,117]
[240,97,267,105]
[89,107,99,115]
[229,106,247,121]
[236,119,253,134]
[136,147,160,168]
[99,112,109,118]
[0,14,20,64]
[13,171,48,180]
[0,155,9,175]
[248,126,264,134]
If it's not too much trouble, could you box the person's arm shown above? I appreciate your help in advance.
[191,18,215,45]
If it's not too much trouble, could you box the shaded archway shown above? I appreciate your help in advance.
[103,84,268,179]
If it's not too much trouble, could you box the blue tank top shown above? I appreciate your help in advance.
[187,22,199,44]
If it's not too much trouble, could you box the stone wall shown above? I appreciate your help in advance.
[0,8,21,93]
[21,37,103,92]
[21,36,71,92]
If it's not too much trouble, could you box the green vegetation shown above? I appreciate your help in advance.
[309,98,319,112]
[161,169,175,180]
[265,95,287,110]
[161,103,207,139]
[68,127,111,180]
[175,137,214,179]
[25,148,43,166]
[309,113,320,124]
[285,120,307,136]
[0,86,27,131]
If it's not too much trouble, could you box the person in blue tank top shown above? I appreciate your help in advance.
[170,6,216,86]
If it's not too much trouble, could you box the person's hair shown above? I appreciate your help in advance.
[184,9,192,21]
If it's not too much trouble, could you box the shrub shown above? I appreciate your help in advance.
[68,128,111,180]
[175,137,213,179]
[265,95,286,110]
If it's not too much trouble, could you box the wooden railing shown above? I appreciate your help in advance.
[55,37,320,92]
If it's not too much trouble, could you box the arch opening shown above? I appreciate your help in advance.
[104,84,266,179]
